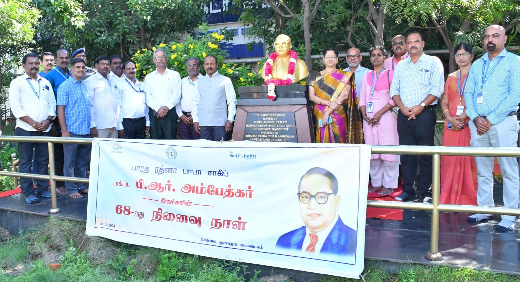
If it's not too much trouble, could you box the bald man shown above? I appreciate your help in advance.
[384,35,409,70]
[464,25,520,232]
[343,48,369,96]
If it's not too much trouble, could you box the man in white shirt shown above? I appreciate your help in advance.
[193,55,237,141]
[145,48,182,139]
[85,55,122,138]
[115,61,149,139]
[176,57,202,139]
[9,53,56,204]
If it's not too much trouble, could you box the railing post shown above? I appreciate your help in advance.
[47,142,61,214]
[11,153,18,188]
[426,153,442,261]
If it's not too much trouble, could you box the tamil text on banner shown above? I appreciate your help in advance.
[86,139,370,278]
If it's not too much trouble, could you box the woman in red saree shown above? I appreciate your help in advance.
[440,43,478,205]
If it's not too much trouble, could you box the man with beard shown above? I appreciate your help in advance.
[343,48,369,96]
[384,35,409,70]
[44,48,71,195]
[145,48,182,139]
[9,53,56,204]
[109,54,124,81]
[176,57,202,139]
[85,55,122,138]
[390,32,444,203]
[39,52,55,76]
[57,58,91,199]
[115,61,149,139]
[192,55,237,141]
[464,25,520,232]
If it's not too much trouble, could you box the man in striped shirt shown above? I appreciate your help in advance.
[390,32,444,203]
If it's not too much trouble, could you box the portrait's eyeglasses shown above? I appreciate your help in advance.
[154,55,166,59]
[297,192,335,204]
[324,56,337,60]
[346,55,360,59]
[392,41,405,46]
[483,33,501,40]
[455,52,470,59]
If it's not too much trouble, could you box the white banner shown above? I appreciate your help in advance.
[86,139,370,278]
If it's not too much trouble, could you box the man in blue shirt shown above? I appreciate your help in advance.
[464,25,520,232]
[57,58,91,199]
[38,52,54,77]
[343,48,369,96]
[43,48,70,195]
[390,32,444,203]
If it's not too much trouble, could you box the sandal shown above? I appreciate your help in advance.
[378,187,394,196]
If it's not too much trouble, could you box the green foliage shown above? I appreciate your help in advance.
[106,251,140,281]
[132,24,264,91]
[0,239,29,268]
[0,143,17,192]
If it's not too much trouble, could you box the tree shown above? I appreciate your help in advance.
[0,0,40,129]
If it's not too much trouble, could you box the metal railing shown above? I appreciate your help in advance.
[1,136,520,261]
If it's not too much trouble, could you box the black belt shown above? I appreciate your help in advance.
[425,105,437,109]
[481,111,517,118]
[182,111,191,116]
[123,116,146,121]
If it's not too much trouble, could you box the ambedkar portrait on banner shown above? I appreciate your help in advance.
[275,167,357,259]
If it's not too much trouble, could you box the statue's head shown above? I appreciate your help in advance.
[274,34,292,57]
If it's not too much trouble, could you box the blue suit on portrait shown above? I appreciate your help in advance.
[275,217,357,257]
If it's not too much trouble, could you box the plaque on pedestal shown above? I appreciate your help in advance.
[232,85,313,143]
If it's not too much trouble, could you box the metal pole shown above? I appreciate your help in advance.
[426,153,442,261]
[47,142,60,214]
[11,153,18,188]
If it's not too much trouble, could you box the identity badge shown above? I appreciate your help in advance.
[456,105,464,116]
[367,102,374,113]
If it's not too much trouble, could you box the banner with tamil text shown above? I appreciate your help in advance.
[86,139,370,278]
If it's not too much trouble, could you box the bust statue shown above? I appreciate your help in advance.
[262,34,309,100]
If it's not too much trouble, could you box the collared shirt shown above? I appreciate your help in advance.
[9,74,56,132]
[44,67,71,98]
[301,215,339,254]
[108,71,125,82]
[390,53,444,107]
[176,74,202,117]
[38,70,50,77]
[465,49,520,124]
[115,77,150,126]
[144,68,182,112]
[343,65,370,95]
[57,77,91,135]
[192,71,237,125]
[383,52,409,70]
[84,72,122,130]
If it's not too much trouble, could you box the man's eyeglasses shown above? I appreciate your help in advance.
[392,41,405,46]
[455,52,470,59]
[187,64,199,68]
[298,192,335,204]
[154,55,166,59]
[346,55,360,59]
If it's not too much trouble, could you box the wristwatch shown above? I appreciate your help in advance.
[420,102,426,107]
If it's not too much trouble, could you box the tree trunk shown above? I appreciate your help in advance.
[302,0,312,70]
[139,25,146,47]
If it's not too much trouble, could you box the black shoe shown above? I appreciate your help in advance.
[395,192,414,202]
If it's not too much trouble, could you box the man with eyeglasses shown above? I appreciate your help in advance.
[145,48,182,139]
[343,48,369,96]
[390,31,444,203]
[193,55,237,141]
[176,57,202,139]
[384,35,409,70]
[464,25,520,232]
[276,167,356,258]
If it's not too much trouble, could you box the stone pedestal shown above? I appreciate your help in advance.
[232,85,313,143]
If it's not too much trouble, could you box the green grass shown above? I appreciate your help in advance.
[1,218,520,281]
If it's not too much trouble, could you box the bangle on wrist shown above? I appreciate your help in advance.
[30,121,36,127]
[442,109,449,115]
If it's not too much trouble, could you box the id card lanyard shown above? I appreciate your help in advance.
[456,71,468,115]
[367,68,384,113]
[125,78,144,93]
[26,78,41,99]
